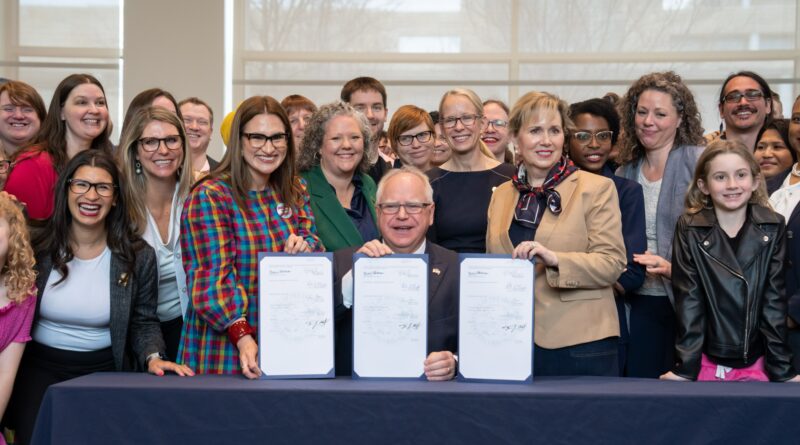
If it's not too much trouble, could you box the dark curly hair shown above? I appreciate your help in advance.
[617,71,705,166]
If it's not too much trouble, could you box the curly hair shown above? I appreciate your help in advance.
[617,71,705,166]
[0,194,36,303]
[296,100,374,174]
[685,139,769,214]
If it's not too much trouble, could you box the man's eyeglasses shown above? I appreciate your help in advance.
[68,179,116,197]
[396,131,433,146]
[486,119,508,130]
[242,132,289,149]
[377,202,432,214]
[723,89,765,104]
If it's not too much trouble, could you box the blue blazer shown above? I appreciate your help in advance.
[767,170,800,323]
[601,164,646,294]
[332,242,459,376]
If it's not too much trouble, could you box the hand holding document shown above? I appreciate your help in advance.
[353,255,428,379]
[258,253,334,379]
[458,255,534,383]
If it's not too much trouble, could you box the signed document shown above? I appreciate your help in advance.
[352,254,428,379]
[458,255,534,383]
[258,253,334,379]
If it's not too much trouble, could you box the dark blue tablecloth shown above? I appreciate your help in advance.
[31,373,800,444]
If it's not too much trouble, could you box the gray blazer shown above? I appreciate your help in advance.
[617,144,703,302]
[34,242,166,371]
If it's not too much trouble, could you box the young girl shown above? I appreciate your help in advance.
[662,139,800,382]
[0,193,37,443]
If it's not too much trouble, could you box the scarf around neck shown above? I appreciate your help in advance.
[512,156,578,229]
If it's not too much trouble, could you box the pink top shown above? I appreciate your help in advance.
[0,293,36,351]
[4,149,57,220]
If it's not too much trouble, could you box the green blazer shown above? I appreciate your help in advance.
[301,164,378,252]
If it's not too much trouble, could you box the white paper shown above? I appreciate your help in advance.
[353,255,428,378]
[258,254,334,377]
[458,257,534,381]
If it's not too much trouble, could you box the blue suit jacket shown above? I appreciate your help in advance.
[601,163,646,293]
[332,242,459,376]
[767,170,800,323]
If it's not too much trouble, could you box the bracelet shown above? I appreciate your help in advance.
[227,319,255,346]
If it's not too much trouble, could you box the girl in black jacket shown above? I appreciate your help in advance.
[662,140,800,382]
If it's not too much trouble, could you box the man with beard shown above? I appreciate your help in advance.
[341,76,392,182]
[705,71,773,151]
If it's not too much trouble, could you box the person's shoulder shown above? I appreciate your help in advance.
[191,176,233,199]
[492,162,516,178]
[610,174,644,196]
[575,169,614,188]
[427,242,458,263]
[12,147,51,169]
[426,167,447,182]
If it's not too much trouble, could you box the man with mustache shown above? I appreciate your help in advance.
[705,71,773,151]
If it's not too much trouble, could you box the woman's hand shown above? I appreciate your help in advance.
[659,371,689,381]
[356,240,393,258]
[147,358,195,377]
[424,351,456,381]
[236,334,262,379]
[284,234,311,254]
[785,375,800,383]
[633,251,671,278]
[512,241,558,267]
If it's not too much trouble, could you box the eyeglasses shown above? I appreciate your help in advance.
[573,131,614,145]
[441,114,481,129]
[723,89,765,104]
[377,202,432,214]
[183,117,211,128]
[242,132,289,149]
[138,136,183,152]
[68,179,116,197]
[396,131,433,146]
[0,160,10,174]
[486,119,508,129]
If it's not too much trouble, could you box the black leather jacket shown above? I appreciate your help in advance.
[671,205,796,381]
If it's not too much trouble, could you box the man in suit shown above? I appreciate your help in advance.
[334,167,458,380]
[179,97,219,179]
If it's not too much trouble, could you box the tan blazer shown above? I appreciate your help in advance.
[486,171,626,349]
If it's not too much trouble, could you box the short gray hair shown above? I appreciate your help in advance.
[296,100,374,173]
[375,166,434,204]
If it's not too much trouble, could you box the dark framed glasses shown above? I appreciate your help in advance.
[723,89,765,104]
[396,131,433,146]
[138,136,183,152]
[68,179,116,197]
[242,132,289,149]
[377,202,432,214]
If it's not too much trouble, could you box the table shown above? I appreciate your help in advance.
[31,373,800,444]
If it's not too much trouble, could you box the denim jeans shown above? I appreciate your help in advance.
[534,337,619,377]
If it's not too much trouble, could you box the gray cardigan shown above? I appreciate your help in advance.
[616,144,703,302]
[34,242,166,371]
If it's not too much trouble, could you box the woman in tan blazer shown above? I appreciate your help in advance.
[486,91,626,376]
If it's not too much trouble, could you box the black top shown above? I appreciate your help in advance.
[342,174,379,243]
[427,163,516,253]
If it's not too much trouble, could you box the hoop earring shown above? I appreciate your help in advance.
[135,160,142,175]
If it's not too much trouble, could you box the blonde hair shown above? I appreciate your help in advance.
[685,139,769,214]
[438,88,495,159]
[508,91,574,138]
[117,107,193,235]
[0,194,36,303]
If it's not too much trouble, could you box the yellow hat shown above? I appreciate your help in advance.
[219,105,240,147]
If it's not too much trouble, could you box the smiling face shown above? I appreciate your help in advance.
[0,91,41,151]
[180,102,212,155]
[481,102,510,161]
[755,128,794,179]
[719,76,771,134]
[67,165,116,233]
[430,123,451,166]
[698,152,758,215]
[634,89,681,153]
[241,113,288,190]
[61,83,109,147]
[441,95,485,155]
[319,115,365,179]
[395,123,433,171]
[568,113,612,173]
[377,172,434,254]
[350,89,386,137]
[515,110,565,183]
[137,120,184,182]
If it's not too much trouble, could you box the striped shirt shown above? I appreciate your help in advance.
[177,176,322,374]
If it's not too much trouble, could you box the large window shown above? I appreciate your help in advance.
[0,0,122,138]
[234,0,800,129]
